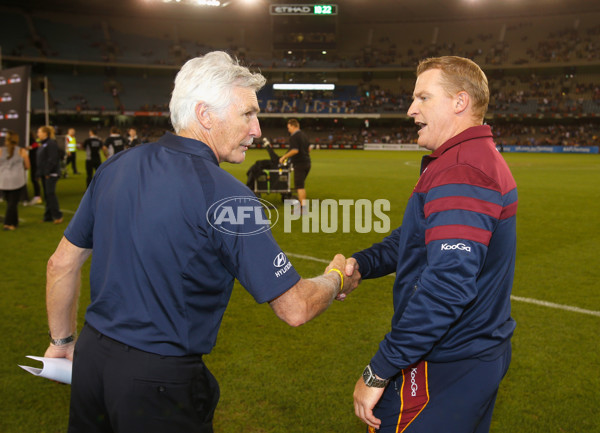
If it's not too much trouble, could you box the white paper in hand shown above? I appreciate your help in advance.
[18,356,72,384]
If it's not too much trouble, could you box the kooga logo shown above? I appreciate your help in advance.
[441,242,471,252]
[207,196,278,236]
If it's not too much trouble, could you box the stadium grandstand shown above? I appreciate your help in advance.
[0,0,598,149]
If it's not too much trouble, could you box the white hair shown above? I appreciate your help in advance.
[169,51,266,133]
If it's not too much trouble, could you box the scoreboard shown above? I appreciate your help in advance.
[269,4,338,16]
[270,4,338,51]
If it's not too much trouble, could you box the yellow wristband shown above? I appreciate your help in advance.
[327,268,344,294]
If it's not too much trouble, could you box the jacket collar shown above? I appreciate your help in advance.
[158,131,219,166]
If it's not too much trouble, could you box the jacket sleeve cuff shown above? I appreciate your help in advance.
[351,252,372,279]
[370,350,400,380]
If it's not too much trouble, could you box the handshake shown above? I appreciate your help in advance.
[324,254,362,301]
[269,253,363,327]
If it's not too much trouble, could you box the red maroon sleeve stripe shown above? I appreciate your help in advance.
[500,201,518,219]
[424,196,502,219]
[425,225,492,246]
[428,170,499,191]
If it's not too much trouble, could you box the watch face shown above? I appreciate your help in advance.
[362,365,389,388]
[362,365,373,385]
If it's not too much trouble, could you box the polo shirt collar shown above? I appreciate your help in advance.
[158,131,219,165]
[420,125,492,174]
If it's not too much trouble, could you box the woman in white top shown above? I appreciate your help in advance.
[0,130,30,230]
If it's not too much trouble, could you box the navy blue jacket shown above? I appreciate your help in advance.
[353,125,517,379]
[36,138,61,178]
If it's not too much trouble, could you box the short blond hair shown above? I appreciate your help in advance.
[39,125,56,139]
[417,56,489,122]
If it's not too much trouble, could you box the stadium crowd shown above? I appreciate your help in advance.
[259,120,598,149]
[1,6,598,149]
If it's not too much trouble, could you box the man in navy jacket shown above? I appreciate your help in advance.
[343,56,517,433]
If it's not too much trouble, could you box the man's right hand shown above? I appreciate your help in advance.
[335,257,362,301]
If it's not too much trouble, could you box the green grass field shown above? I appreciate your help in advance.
[1,149,599,432]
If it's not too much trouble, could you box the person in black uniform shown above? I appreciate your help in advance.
[279,119,311,209]
[36,126,63,223]
[83,128,103,187]
[103,126,126,158]
[126,127,142,149]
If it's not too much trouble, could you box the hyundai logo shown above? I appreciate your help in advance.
[273,252,288,268]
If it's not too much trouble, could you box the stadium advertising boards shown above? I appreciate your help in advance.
[0,66,30,146]
[502,145,599,154]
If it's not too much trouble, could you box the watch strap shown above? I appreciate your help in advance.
[49,332,76,346]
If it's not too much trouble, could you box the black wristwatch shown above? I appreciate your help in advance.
[49,332,76,346]
[362,364,389,388]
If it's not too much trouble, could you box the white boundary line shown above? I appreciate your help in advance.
[27,204,76,214]
[510,296,600,318]
[286,252,600,318]
[286,252,330,264]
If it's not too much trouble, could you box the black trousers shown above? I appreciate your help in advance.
[30,174,41,197]
[66,151,78,174]
[69,324,220,433]
[29,147,41,197]
[86,159,101,187]
[42,176,62,221]
[2,188,21,226]
[292,162,311,189]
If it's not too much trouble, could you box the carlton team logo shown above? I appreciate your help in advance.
[206,196,278,236]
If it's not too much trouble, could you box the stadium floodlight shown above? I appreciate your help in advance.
[273,83,335,91]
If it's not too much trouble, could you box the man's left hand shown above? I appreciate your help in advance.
[44,341,75,362]
[354,376,385,430]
